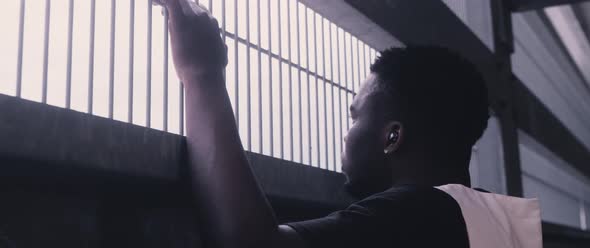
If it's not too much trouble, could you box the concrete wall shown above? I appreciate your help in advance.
[0,93,352,247]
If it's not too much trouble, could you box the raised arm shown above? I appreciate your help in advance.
[162,1,305,247]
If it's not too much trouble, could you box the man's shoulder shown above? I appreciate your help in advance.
[345,184,461,219]
[286,185,469,248]
[364,184,456,204]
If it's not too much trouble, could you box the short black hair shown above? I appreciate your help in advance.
[370,45,489,149]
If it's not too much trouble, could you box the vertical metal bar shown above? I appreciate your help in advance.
[356,38,362,93]
[337,29,344,164]
[180,83,184,135]
[147,0,153,127]
[321,19,328,169]
[305,7,311,165]
[42,0,51,104]
[129,0,135,123]
[16,0,26,98]
[108,0,116,118]
[179,0,185,135]
[163,8,169,131]
[234,0,239,128]
[277,0,284,159]
[221,0,226,99]
[366,46,371,78]
[257,0,263,153]
[346,33,352,134]
[349,35,354,99]
[292,0,297,162]
[209,0,213,11]
[314,14,320,168]
[327,23,333,170]
[88,0,96,112]
[222,0,226,41]
[360,43,364,83]
[246,0,251,150]
[363,44,367,79]
[267,0,274,156]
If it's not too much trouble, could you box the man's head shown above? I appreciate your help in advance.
[341,46,489,198]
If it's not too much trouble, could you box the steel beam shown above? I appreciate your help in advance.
[511,0,590,12]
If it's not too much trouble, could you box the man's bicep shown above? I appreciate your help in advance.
[276,225,308,248]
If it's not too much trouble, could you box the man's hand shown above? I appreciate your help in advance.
[162,0,227,83]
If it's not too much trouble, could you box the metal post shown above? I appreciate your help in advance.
[108,0,116,118]
[328,23,334,170]
[358,42,368,86]
[147,0,153,127]
[322,19,328,170]
[314,13,320,167]
[163,8,169,131]
[246,0,251,150]
[257,0,263,152]
[491,0,522,197]
[129,0,135,123]
[267,0,274,156]
[306,8,312,165]
[356,38,361,93]
[277,0,284,159]
[338,29,344,154]
[234,0,239,128]
[332,28,342,167]
[16,0,25,98]
[286,1,299,161]
[364,44,369,79]
[180,83,184,135]
[88,0,96,113]
[292,1,297,161]
[42,0,51,103]
[222,0,226,42]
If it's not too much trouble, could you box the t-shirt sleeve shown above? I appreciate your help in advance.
[284,188,425,248]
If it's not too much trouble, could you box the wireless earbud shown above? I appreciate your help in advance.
[388,131,399,144]
[384,124,402,154]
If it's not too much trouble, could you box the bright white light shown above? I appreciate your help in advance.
[0,0,376,171]
[545,5,590,87]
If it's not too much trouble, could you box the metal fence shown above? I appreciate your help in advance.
[1,0,378,172]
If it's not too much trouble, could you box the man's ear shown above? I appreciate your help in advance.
[383,121,403,154]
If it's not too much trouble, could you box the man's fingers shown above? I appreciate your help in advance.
[164,0,186,26]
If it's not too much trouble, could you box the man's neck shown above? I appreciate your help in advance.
[394,176,470,188]
[392,154,471,188]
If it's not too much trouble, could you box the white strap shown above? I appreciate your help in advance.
[436,184,542,248]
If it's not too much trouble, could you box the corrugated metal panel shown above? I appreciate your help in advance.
[512,11,590,151]
[522,173,581,228]
[519,131,590,229]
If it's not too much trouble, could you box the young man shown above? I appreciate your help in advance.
[161,0,542,247]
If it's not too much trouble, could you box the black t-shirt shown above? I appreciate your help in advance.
[286,185,469,248]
